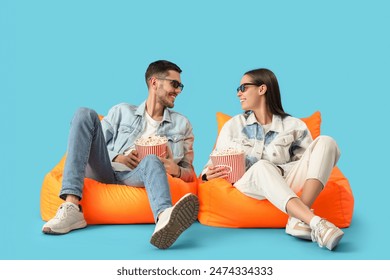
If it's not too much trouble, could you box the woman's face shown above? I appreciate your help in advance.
[237,74,261,111]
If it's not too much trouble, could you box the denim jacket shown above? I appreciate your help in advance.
[202,111,313,177]
[101,101,195,182]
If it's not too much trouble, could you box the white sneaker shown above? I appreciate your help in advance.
[42,202,87,234]
[150,193,199,249]
[285,216,312,240]
[311,219,344,250]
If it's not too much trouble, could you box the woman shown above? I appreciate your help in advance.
[201,68,343,250]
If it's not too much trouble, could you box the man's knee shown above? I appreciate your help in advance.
[72,107,99,125]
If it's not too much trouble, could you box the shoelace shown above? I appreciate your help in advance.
[53,204,74,220]
[311,220,326,246]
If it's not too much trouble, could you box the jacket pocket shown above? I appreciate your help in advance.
[268,135,294,164]
[230,137,255,149]
[116,124,139,153]
[167,134,185,159]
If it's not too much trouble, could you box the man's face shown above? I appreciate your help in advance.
[155,70,183,109]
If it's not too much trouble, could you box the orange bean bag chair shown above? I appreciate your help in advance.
[198,111,354,228]
[40,155,198,224]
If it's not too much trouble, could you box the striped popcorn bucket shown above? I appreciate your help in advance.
[135,142,167,161]
[210,152,245,183]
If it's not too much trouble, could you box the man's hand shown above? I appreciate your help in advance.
[204,165,229,181]
[159,146,181,177]
[113,150,140,169]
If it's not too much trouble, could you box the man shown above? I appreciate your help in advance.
[42,60,199,249]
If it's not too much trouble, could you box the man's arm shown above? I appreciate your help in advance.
[177,122,195,182]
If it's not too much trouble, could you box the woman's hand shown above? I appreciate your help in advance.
[114,150,140,169]
[205,165,229,181]
[159,146,181,177]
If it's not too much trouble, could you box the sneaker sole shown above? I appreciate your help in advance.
[150,194,199,249]
[42,220,87,235]
[285,227,312,240]
[325,229,344,251]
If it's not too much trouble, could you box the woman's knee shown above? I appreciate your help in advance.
[316,136,340,156]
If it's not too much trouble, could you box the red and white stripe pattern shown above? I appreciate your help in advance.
[135,143,167,161]
[210,152,245,183]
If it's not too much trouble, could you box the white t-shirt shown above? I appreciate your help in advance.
[122,112,162,157]
[262,123,271,135]
[142,111,162,138]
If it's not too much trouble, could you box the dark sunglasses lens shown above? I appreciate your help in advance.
[170,80,180,89]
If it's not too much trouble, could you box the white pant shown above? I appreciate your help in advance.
[234,136,340,213]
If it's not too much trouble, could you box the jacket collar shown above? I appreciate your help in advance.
[135,101,173,123]
[245,111,283,133]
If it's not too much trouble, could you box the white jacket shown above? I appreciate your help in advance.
[202,111,313,177]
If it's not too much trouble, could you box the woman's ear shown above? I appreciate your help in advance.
[258,84,267,96]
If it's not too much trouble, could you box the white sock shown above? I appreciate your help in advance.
[309,216,322,230]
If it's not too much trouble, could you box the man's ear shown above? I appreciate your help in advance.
[149,77,158,90]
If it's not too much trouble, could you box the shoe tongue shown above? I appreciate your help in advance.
[64,201,78,209]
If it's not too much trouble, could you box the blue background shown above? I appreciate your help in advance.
[1,0,389,260]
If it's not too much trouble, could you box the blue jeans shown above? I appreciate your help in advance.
[60,107,172,221]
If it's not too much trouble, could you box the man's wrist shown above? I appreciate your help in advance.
[112,154,120,162]
[173,166,181,178]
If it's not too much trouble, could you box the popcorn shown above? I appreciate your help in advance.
[135,135,168,146]
[211,148,244,156]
